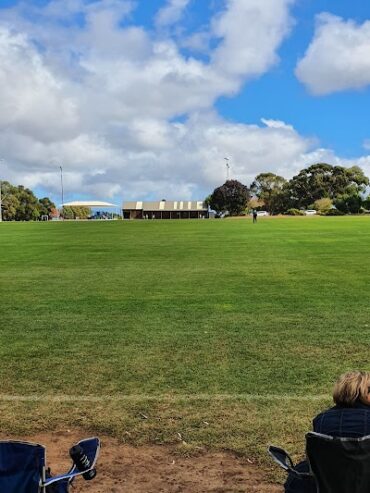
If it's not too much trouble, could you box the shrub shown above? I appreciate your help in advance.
[321,208,344,216]
[285,208,305,216]
[313,198,333,214]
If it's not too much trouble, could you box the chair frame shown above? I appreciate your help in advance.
[268,432,370,493]
[0,437,100,492]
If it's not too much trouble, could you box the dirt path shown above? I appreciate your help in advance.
[3,430,283,492]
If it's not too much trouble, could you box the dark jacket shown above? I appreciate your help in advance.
[285,401,370,493]
[313,401,370,438]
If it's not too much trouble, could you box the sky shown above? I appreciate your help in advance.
[1,0,370,204]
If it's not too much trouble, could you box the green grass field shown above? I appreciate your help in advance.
[1,217,370,467]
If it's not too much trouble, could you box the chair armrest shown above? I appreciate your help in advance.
[268,445,311,478]
[44,437,100,487]
[44,466,84,487]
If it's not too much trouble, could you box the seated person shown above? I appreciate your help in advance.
[285,371,370,493]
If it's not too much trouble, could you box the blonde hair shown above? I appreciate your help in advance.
[333,371,370,406]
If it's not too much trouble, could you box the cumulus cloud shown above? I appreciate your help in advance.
[0,0,299,201]
[155,0,191,27]
[0,28,79,143]
[211,0,294,77]
[3,0,368,203]
[296,13,370,95]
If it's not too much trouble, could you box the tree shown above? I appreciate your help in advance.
[2,194,20,221]
[209,180,250,216]
[285,163,369,209]
[0,181,55,221]
[340,166,369,195]
[247,197,265,212]
[286,163,335,208]
[250,172,287,214]
[38,197,56,219]
[62,206,91,219]
[334,194,363,214]
[363,196,370,211]
[1,182,19,220]
[204,195,212,209]
[14,186,40,221]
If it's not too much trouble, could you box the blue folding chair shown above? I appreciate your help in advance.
[0,437,100,492]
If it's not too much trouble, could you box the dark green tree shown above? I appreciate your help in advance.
[286,163,334,208]
[285,163,369,209]
[363,196,370,211]
[209,180,250,216]
[14,186,40,221]
[334,194,363,214]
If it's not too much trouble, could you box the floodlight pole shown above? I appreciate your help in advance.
[224,157,230,181]
[60,165,64,220]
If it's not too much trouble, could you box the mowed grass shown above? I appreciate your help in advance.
[1,217,370,467]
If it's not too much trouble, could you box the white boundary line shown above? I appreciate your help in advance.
[0,394,330,403]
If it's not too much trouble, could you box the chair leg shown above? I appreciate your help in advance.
[41,466,46,493]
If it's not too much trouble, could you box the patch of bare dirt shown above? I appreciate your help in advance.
[2,430,283,492]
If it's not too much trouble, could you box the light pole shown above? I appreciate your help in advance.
[60,165,64,220]
[224,157,230,181]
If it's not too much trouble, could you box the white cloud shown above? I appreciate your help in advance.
[211,0,294,77]
[0,28,79,143]
[260,118,294,131]
[296,13,370,95]
[5,106,368,203]
[2,0,369,203]
[155,0,191,27]
[363,139,370,151]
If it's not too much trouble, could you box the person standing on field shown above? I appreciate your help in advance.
[253,210,257,223]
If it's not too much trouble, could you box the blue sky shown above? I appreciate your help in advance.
[215,0,370,157]
[1,0,370,204]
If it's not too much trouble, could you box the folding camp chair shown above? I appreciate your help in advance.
[268,443,315,493]
[306,431,370,493]
[0,437,100,493]
[268,432,370,493]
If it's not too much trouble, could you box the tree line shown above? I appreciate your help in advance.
[2,162,369,221]
[0,181,97,221]
[62,206,91,220]
[207,163,370,216]
[0,181,56,221]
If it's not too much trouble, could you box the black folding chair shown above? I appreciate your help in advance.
[268,443,315,493]
[269,432,370,493]
[306,431,370,493]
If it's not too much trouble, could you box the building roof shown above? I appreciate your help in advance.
[122,200,207,211]
[62,201,117,208]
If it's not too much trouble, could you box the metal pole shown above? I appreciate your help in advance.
[60,166,64,220]
[224,157,230,181]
